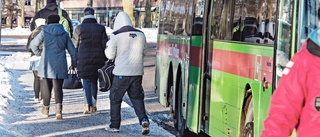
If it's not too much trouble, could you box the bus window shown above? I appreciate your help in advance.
[275,0,293,86]
[241,0,276,44]
[211,0,234,40]
[297,0,320,51]
[192,17,203,35]
[192,0,205,36]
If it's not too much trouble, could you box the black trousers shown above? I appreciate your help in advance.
[41,78,64,106]
[32,70,41,99]
[109,76,149,129]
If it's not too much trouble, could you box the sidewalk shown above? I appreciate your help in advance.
[1,64,174,137]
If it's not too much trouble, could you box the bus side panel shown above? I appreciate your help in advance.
[187,66,201,133]
[186,36,203,133]
[156,36,169,106]
[209,41,274,136]
[255,47,274,136]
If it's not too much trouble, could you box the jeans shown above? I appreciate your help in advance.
[82,78,98,107]
[41,78,64,106]
[109,76,149,129]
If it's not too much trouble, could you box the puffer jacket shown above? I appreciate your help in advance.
[72,15,108,79]
[30,23,77,79]
[104,12,147,76]
[30,3,73,37]
[261,28,320,137]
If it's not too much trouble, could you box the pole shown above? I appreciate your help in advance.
[140,0,142,28]
[10,13,14,29]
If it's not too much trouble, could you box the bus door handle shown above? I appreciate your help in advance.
[262,77,269,91]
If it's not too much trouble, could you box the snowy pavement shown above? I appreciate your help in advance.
[0,28,174,137]
[0,60,173,136]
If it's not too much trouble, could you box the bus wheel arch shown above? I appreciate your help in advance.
[173,65,186,136]
[240,84,254,137]
[167,62,174,117]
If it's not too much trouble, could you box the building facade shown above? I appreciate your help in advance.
[1,0,158,28]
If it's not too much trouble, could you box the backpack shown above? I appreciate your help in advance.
[58,8,71,37]
[97,60,115,92]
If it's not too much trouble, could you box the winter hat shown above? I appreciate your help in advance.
[35,18,46,27]
[47,0,56,4]
[47,14,60,24]
[84,7,95,15]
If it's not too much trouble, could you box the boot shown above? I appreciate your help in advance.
[91,106,97,113]
[55,103,63,120]
[83,104,91,114]
[41,105,49,117]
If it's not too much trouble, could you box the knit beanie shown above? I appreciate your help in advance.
[47,0,56,4]
[47,14,60,24]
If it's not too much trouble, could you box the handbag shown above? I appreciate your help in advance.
[97,60,115,92]
[62,70,83,89]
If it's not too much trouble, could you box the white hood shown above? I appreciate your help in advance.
[113,12,133,31]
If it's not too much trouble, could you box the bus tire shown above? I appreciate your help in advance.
[242,95,254,137]
[174,78,186,136]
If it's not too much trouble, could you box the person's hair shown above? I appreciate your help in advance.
[47,14,60,24]
[84,7,95,15]
[47,0,56,4]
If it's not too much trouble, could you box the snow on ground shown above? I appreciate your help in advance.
[0,27,172,137]
[1,27,32,36]
[0,27,159,114]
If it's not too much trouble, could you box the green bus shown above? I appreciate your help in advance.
[155,0,319,136]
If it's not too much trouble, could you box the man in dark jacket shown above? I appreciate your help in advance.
[30,0,73,37]
[72,7,108,114]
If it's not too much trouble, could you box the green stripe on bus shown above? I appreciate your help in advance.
[191,36,202,47]
[158,35,190,44]
[213,41,274,57]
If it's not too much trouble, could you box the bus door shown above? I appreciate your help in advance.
[200,0,213,134]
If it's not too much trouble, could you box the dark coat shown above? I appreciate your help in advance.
[30,3,73,37]
[72,16,108,79]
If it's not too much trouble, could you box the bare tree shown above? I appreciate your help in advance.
[2,0,21,28]
[144,0,151,27]
[123,0,135,26]
[35,0,44,12]
[18,0,24,27]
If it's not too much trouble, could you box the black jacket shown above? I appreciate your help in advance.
[72,16,108,79]
[30,3,73,37]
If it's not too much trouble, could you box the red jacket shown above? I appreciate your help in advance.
[261,39,320,137]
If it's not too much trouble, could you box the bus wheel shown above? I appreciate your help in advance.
[242,96,254,137]
[174,78,186,136]
[169,85,174,118]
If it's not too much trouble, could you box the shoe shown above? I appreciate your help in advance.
[105,126,120,133]
[83,104,91,114]
[91,106,97,113]
[41,105,49,118]
[141,118,150,135]
[34,98,40,103]
[55,103,63,120]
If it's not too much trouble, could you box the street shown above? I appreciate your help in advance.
[0,36,177,136]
